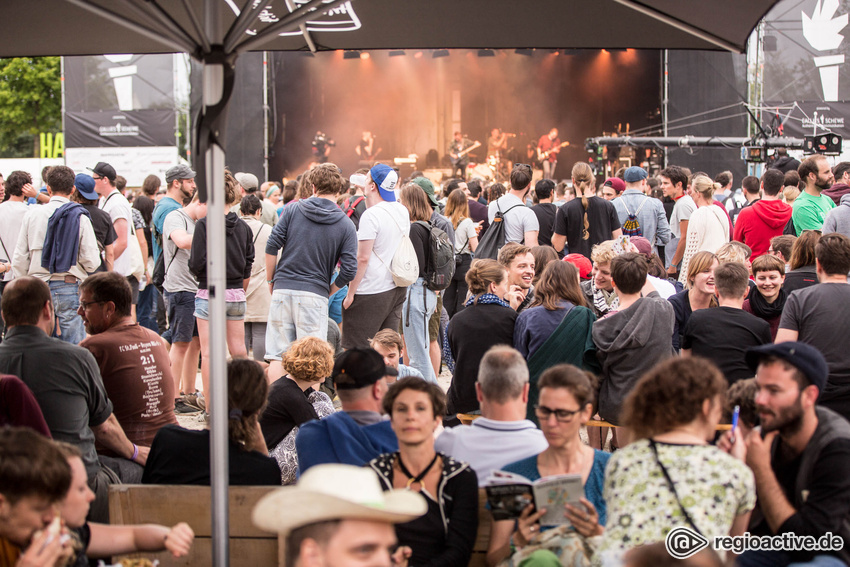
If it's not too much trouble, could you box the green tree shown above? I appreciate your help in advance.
[0,57,61,158]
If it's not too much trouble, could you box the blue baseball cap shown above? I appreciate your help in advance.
[623,166,648,183]
[369,164,398,202]
[74,174,99,201]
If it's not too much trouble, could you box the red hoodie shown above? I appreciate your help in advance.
[733,199,792,258]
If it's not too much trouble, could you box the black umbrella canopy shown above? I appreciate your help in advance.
[5,0,779,58]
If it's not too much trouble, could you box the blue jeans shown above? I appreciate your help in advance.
[49,281,85,345]
[738,550,847,567]
[402,278,437,383]
[136,283,158,332]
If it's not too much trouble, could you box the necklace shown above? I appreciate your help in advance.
[396,451,440,490]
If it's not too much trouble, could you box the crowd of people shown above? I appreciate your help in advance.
[1,151,850,567]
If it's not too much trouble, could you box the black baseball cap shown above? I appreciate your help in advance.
[746,342,829,393]
[332,348,391,390]
[87,162,116,182]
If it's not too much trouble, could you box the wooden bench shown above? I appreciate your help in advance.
[108,484,282,567]
[109,484,496,567]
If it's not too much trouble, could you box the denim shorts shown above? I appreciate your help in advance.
[265,289,329,361]
[164,290,199,343]
[194,296,247,321]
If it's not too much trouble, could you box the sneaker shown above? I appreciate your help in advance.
[196,411,210,425]
[175,398,202,414]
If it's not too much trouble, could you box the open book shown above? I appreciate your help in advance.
[483,470,584,526]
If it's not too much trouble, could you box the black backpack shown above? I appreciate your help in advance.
[414,220,455,291]
[475,202,523,260]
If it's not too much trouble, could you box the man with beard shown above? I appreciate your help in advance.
[151,165,196,265]
[497,242,535,312]
[776,234,850,421]
[792,155,835,233]
[725,342,850,567]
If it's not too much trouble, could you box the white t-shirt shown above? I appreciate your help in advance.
[356,201,410,295]
[488,193,539,244]
[647,275,676,299]
[454,217,477,254]
[0,201,29,282]
[670,195,696,239]
[101,190,135,277]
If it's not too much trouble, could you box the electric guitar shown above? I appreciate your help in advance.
[450,141,481,165]
[363,148,382,161]
[537,141,570,161]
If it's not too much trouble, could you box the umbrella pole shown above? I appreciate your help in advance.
[201,57,232,567]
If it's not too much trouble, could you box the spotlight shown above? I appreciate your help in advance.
[343,50,360,59]
[414,51,423,59]
[433,49,450,58]
[389,50,406,57]
[478,49,495,57]
[360,52,370,60]
[515,49,534,57]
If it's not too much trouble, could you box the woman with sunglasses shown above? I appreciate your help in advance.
[487,364,609,567]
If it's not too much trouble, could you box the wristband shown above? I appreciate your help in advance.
[131,443,139,461]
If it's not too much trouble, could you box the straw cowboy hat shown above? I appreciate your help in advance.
[253,464,427,534]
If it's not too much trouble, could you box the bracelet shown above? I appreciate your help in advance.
[267,280,274,284]
[131,443,139,461]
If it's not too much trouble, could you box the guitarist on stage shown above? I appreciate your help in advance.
[448,131,477,179]
[355,131,381,166]
[537,127,562,179]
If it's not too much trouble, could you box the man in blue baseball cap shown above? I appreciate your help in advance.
[729,341,850,567]
[341,164,410,349]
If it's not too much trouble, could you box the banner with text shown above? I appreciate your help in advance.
[762,0,850,137]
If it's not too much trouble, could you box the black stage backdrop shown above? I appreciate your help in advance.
[266,49,662,181]
[666,51,749,182]
[191,51,265,181]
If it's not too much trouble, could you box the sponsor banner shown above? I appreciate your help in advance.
[65,146,179,187]
[763,0,850,135]
[64,55,175,113]
[65,110,176,148]
[766,101,850,138]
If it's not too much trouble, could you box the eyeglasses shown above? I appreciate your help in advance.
[534,404,584,422]
[514,163,533,171]
[92,175,104,180]
[79,300,105,310]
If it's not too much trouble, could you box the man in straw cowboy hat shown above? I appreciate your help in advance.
[253,464,426,567]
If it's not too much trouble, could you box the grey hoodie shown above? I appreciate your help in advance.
[266,197,358,297]
[822,193,850,239]
[592,291,675,424]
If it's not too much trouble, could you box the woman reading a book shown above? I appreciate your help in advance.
[369,377,479,567]
[487,364,610,566]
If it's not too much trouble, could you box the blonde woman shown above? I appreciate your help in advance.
[552,162,622,260]
[259,336,335,484]
[678,175,729,285]
[444,188,479,317]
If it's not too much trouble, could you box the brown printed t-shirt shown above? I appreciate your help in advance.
[81,324,177,451]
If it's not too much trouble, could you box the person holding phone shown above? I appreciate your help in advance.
[487,364,610,567]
